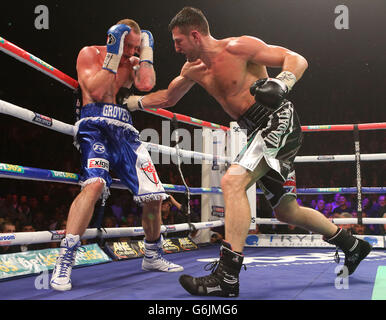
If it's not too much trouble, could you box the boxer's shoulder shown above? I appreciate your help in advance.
[77,46,106,69]
[78,45,105,58]
[224,36,250,54]
[225,36,264,58]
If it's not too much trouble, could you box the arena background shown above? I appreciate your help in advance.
[0,0,385,221]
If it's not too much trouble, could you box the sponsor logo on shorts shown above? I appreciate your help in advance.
[33,113,53,127]
[263,108,292,148]
[0,37,4,44]
[93,142,105,154]
[0,164,24,174]
[140,160,159,184]
[87,158,109,171]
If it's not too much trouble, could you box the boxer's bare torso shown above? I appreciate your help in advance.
[180,37,269,119]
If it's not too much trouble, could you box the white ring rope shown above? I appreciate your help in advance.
[0,220,225,246]
[255,218,386,225]
[1,98,385,164]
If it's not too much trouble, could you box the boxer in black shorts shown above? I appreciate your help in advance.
[126,7,372,297]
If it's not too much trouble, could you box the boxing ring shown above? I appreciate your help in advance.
[1,36,386,301]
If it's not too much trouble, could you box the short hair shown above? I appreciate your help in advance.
[0,220,15,232]
[169,7,210,35]
[116,19,141,34]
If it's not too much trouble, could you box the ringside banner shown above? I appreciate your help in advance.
[0,244,111,279]
[245,234,385,248]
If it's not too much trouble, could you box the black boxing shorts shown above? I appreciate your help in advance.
[234,101,303,208]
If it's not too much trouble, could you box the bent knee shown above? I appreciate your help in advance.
[82,178,105,196]
[221,167,250,193]
[274,196,299,222]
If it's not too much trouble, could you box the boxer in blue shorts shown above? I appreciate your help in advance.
[50,19,183,292]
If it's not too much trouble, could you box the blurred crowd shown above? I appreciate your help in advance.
[0,173,385,254]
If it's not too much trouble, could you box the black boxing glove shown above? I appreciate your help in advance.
[250,78,288,110]
[250,71,297,110]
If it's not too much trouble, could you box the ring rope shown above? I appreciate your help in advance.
[1,162,385,196]
[0,220,225,247]
[1,98,385,164]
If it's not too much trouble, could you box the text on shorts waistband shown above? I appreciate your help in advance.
[80,103,132,124]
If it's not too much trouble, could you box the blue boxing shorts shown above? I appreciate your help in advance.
[74,102,168,203]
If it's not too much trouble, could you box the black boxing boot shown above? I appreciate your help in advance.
[179,241,245,297]
[324,227,372,276]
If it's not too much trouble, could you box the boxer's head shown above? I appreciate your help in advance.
[169,7,210,62]
[116,19,141,58]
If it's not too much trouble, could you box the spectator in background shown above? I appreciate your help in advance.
[28,196,40,216]
[367,195,386,235]
[332,195,353,214]
[0,220,20,254]
[362,197,372,215]
[330,193,341,212]
[40,194,56,216]
[315,199,325,214]
[369,195,386,218]
[32,211,47,231]
[103,215,118,228]
[161,197,175,226]
[0,194,18,218]
[124,213,137,227]
[161,195,193,238]
[323,202,333,218]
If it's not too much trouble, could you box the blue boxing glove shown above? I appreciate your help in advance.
[102,24,132,74]
[139,30,154,65]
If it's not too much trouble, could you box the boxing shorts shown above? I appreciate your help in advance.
[74,102,168,203]
[234,100,303,208]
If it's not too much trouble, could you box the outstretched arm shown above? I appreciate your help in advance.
[124,63,196,111]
